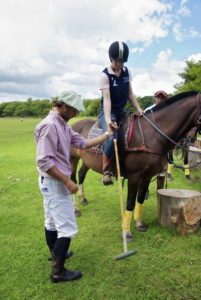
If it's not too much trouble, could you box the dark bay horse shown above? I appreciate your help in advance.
[70,91,201,241]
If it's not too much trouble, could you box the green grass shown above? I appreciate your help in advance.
[0,117,201,300]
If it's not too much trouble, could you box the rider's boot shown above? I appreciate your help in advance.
[102,154,113,185]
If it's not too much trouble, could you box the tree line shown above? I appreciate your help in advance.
[0,59,200,118]
[0,95,154,118]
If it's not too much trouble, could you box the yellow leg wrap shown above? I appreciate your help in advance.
[184,164,190,176]
[134,202,143,221]
[167,163,174,174]
[122,210,133,231]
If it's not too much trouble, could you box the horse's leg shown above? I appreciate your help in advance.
[70,156,81,217]
[121,177,138,243]
[157,176,165,190]
[78,163,89,205]
[183,149,191,181]
[156,162,167,190]
[134,180,150,232]
[167,151,174,181]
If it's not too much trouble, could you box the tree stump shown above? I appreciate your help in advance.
[157,189,201,235]
[188,138,201,168]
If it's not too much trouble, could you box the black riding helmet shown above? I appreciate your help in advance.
[109,41,129,62]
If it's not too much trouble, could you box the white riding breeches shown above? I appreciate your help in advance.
[38,177,78,238]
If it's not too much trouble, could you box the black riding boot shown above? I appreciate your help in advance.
[45,228,73,261]
[45,228,57,258]
[51,237,82,283]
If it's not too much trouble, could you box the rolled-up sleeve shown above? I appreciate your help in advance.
[36,124,58,172]
[70,127,87,150]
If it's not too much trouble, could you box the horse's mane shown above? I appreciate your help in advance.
[145,91,198,113]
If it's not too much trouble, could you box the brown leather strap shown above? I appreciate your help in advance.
[125,145,163,156]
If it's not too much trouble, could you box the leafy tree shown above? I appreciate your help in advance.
[13,102,32,117]
[138,96,154,110]
[1,102,19,117]
[125,96,154,112]
[174,60,201,93]
[85,99,100,116]
[0,103,7,117]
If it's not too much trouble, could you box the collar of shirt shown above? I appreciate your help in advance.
[107,65,126,75]
[49,110,66,126]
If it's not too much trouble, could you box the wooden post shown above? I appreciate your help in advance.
[157,189,201,235]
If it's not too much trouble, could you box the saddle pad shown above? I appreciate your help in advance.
[87,121,104,153]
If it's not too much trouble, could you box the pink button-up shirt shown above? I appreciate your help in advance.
[35,110,87,177]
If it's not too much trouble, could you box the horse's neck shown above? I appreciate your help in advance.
[154,98,196,142]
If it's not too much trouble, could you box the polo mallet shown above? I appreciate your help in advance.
[113,131,137,260]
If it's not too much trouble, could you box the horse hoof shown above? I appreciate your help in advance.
[126,234,134,243]
[74,209,81,217]
[167,174,173,181]
[81,198,89,206]
[122,231,134,243]
[188,176,199,183]
[136,222,148,232]
[185,175,192,182]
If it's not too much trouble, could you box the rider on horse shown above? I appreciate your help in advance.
[98,41,143,185]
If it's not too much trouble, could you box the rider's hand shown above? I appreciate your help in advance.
[137,108,143,116]
[106,122,118,135]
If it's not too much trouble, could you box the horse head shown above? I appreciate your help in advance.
[194,93,201,134]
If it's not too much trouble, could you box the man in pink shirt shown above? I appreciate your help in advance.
[35,91,111,283]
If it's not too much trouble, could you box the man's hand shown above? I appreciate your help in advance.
[107,121,118,135]
[65,178,78,194]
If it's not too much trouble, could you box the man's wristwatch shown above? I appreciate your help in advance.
[105,131,110,138]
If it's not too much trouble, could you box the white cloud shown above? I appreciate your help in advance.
[187,53,201,61]
[132,49,185,96]
[173,23,185,42]
[172,23,201,42]
[131,48,145,53]
[0,0,199,103]
[178,0,191,16]
[0,0,173,102]
[189,28,201,38]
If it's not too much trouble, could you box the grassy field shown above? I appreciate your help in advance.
[0,117,201,300]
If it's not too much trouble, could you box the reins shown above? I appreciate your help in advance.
[140,94,201,170]
[142,95,201,156]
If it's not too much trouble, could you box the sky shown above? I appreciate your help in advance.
[0,0,201,103]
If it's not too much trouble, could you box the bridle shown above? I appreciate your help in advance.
[194,93,201,133]
[142,93,201,155]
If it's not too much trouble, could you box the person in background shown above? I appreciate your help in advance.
[35,91,112,283]
[99,41,143,185]
[144,90,168,112]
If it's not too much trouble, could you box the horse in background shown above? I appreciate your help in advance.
[166,127,198,181]
[70,91,201,242]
